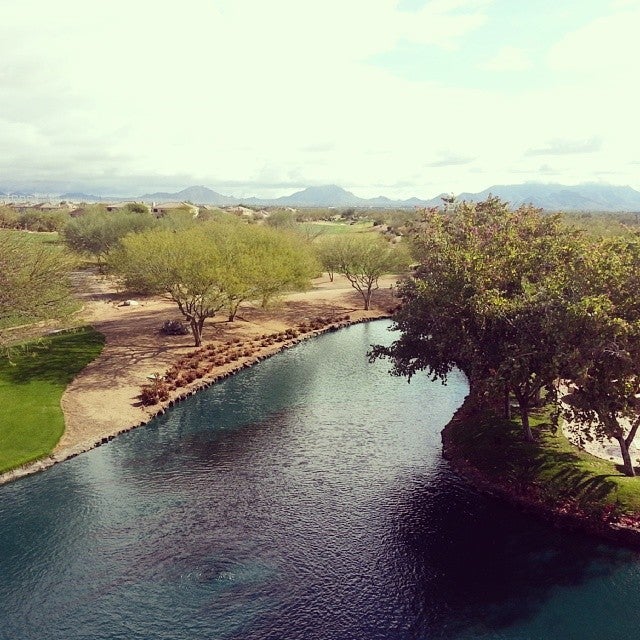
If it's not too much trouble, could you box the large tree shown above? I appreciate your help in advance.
[561,236,640,476]
[371,197,585,442]
[111,223,318,345]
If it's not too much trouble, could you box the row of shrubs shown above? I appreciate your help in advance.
[139,315,351,405]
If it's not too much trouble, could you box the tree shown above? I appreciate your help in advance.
[124,202,149,214]
[0,231,75,346]
[111,223,318,344]
[241,226,319,308]
[315,236,341,282]
[111,228,228,346]
[561,237,640,476]
[371,197,585,442]
[327,235,409,310]
[62,209,157,269]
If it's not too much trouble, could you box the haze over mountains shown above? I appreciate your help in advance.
[4,183,640,212]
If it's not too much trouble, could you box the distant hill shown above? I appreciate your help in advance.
[59,192,112,202]
[139,185,237,205]
[12,181,640,211]
[242,185,432,208]
[454,183,640,212]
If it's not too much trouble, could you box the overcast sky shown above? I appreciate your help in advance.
[2,0,639,198]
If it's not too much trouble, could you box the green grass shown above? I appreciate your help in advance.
[1,229,61,245]
[0,327,105,473]
[305,220,376,235]
[447,405,640,517]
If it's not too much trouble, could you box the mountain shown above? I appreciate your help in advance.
[454,183,640,212]
[273,185,366,207]
[59,192,113,202]
[139,185,237,205]
[11,181,640,211]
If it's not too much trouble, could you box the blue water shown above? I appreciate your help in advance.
[1,321,640,640]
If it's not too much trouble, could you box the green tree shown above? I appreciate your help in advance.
[111,223,318,344]
[562,237,640,476]
[0,231,75,346]
[124,202,150,214]
[329,235,409,310]
[62,209,157,269]
[111,228,228,346]
[243,227,319,308]
[371,197,585,442]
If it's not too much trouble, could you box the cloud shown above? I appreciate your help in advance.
[425,154,476,167]
[547,5,640,82]
[480,46,533,71]
[525,137,603,156]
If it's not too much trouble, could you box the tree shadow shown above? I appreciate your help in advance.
[388,465,637,638]
[2,329,104,385]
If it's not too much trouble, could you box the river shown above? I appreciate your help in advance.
[1,320,640,639]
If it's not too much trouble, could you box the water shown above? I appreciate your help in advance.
[1,321,640,640]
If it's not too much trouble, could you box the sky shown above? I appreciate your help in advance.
[1,0,639,199]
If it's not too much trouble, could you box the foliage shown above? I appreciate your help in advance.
[125,202,149,214]
[561,236,640,476]
[0,206,20,229]
[110,222,318,345]
[0,231,76,344]
[62,209,157,268]
[371,197,586,442]
[0,327,104,473]
[20,210,69,232]
[317,234,409,309]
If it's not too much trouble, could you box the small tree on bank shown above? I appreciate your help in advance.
[111,228,227,346]
[327,235,409,309]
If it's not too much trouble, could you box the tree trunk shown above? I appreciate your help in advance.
[504,383,511,420]
[616,435,636,477]
[228,300,241,322]
[190,317,205,347]
[363,288,372,310]
[520,404,535,443]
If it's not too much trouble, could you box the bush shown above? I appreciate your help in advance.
[160,319,189,335]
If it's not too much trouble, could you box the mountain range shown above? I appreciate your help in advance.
[5,183,640,211]
[134,183,640,211]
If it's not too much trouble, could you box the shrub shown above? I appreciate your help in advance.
[160,319,189,336]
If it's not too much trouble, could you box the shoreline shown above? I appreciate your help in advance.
[0,273,395,486]
[441,389,640,549]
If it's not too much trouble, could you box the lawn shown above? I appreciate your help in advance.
[446,404,640,517]
[0,327,105,473]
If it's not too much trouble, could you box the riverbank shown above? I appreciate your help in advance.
[0,273,397,485]
[441,389,640,548]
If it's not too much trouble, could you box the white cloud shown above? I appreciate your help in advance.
[480,46,533,71]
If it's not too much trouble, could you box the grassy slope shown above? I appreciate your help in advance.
[0,327,104,473]
[446,405,640,518]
